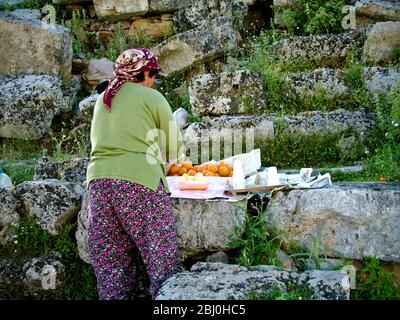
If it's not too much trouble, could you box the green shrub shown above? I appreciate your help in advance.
[255,132,365,169]
[2,162,35,185]
[17,0,52,9]
[352,257,400,300]
[248,283,315,300]
[276,0,346,36]
[64,10,91,56]
[363,83,400,181]
[228,202,283,268]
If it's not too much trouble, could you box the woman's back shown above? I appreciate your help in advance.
[87,81,182,193]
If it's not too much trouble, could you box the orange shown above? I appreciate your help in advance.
[228,165,233,171]
[229,171,233,177]
[218,161,227,168]
[173,174,179,176]
[196,165,206,172]
[188,169,197,176]
[169,164,180,175]
[182,161,193,170]
[204,171,214,176]
[218,166,230,177]
[177,167,187,176]
[207,164,218,173]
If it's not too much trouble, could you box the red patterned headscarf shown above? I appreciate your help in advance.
[103,48,161,111]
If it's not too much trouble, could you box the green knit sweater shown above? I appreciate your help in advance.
[86,82,184,194]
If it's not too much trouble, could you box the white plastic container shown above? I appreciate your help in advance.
[0,172,13,188]
[267,166,280,186]
[232,159,246,189]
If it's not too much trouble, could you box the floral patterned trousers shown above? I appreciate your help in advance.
[87,178,180,300]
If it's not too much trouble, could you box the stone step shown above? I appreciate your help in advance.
[187,67,399,117]
[156,262,350,300]
[271,21,400,67]
[270,29,368,69]
[173,0,250,33]
[266,182,400,263]
[151,16,240,77]
[182,108,376,163]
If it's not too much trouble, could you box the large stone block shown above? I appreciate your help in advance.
[355,0,400,25]
[271,29,368,68]
[149,0,194,13]
[156,262,350,300]
[275,108,376,136]
[16,179,85,236]
[93,0,149,19]
[266,182,400,262]
[0,75,72,140]
[364,67,400,96]
[0,187,21,246]
[0,11,72,83]
[151,16,241,77]
[363,21,400,65]
[188,70,266,116]
[183,116,274,162]
[173,0,250,33]
[129,13,174,39]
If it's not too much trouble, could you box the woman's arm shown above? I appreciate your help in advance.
[156,96,186,168]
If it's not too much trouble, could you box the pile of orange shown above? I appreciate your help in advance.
[168,161,233,177]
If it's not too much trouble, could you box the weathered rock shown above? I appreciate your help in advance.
[82,58,114,92]
[22,252,66,295]
[76,190,90,264]
[364,67,400,96]
[149,0,195,12]
[0,187,21,246]
[271,29,368,68]
[0,11,72,83]
[16,179,84,236]
[34,157,90,184]
[189,70,266,116]
[156,262,350,300]
[173,107,190,130]
[277,250,296,270]
[33,157,61,181]
[173,0,250,33]
[363,21,400,64]
[183,116,274,161]
[205,251,230,264]
[78,94,99,124]
[172,198,247,259]
[8,9,41,20]
[283,68,349,98]
[275,108,376,136]
[151,16,241,77]
[130,13,174,39]
[76,193,247,262]
[0,75,71,140]
[355,0,400,25]
[266,182,400,262]
[93,0,149,19]
[61,158,90,184]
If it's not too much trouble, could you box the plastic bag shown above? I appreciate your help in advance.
[0,168,13,188]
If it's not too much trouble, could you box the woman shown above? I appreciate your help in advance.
[86,48,185,300]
